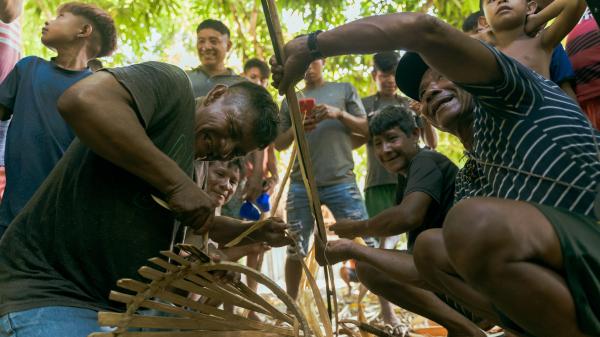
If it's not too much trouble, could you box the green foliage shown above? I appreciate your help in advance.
[21,0,471,181]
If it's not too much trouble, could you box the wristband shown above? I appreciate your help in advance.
[307,30,324,60]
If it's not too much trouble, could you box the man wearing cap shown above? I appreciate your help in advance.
[271,11,600,337]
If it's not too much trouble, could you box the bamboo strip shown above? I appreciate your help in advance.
[138,266,270,315]
[148,288,293,335]
[261,0,338,327]
[192,261,310,335]
[160,250,191,266]
[184,273,291,323]
[90,332,284,337]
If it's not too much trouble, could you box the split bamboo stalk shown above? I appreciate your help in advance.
[260,0,338,327]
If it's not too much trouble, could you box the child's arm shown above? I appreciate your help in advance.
[525,0,587,51]
[0,0,23,23]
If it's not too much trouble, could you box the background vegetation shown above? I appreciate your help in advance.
[23,0,478,184]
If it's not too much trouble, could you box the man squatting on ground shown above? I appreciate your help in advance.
[271,4,600,337]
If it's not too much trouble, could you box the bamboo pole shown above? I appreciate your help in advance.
[260,0,338,329]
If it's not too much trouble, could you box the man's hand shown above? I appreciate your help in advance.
[165,180,217,234]
[303,115,318,132]
[330,219,368,239]
[312,104,342,123]
[315,237,356,266]
[270,35,312,95]
[252,217,292,247]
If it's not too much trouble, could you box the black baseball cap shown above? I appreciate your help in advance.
[395,51,430,102]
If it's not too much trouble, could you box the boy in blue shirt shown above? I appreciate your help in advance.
[0,2,117,237]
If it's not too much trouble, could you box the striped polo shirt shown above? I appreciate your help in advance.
[455,44,600,217]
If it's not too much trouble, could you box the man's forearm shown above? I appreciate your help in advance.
[340,112,368,137]
[209,216,252,244]
[313,13,500,85]
[363,205,422,237]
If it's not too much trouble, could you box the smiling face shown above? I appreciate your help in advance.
[195,86,260,161]
[482,0,536,31]
[196,28,231,69]
[373,127,420,174]
[418,69,474,134]
[207,161,241,206]
[41,11,88,49]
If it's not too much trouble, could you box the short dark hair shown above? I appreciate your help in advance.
[210,158,245,177]
[462,11,482,32]
[373,52,400,73]
[369,105,422,137]
[244,58,270,79]
[87,58,103,72]
[196,19,230,37]
[228,81,279,149]
[58,2,117,57]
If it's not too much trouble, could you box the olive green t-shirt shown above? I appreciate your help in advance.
[0,61,197,315]
[186,66,244,98]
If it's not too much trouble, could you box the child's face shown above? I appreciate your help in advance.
[373,127,419,174]
[418,69,473,133]
[243,67,268,88]
[207,162,241,207]
[483,0,536,31]
[41,11,87,49]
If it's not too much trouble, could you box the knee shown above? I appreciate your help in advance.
[355,261,376,286]
[442,199,512,283]
[413,229,445,279]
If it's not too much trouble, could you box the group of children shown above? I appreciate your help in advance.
[0,0,598,337]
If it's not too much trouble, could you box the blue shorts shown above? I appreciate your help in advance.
[286,182,375,258]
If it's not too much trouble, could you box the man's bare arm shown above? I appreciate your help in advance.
[58,72,215,231]
[275,13,501,94]
[331,191,433,238]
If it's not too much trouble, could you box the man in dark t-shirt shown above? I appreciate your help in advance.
[314,106,483,336]
[0,62,286,337]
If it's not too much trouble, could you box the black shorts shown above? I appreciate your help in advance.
[533,203,600,335]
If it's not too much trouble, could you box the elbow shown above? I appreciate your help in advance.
[400,13,447,53]
[403,215,423,233]
[0,8,20,23]
[57,85,91,123]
